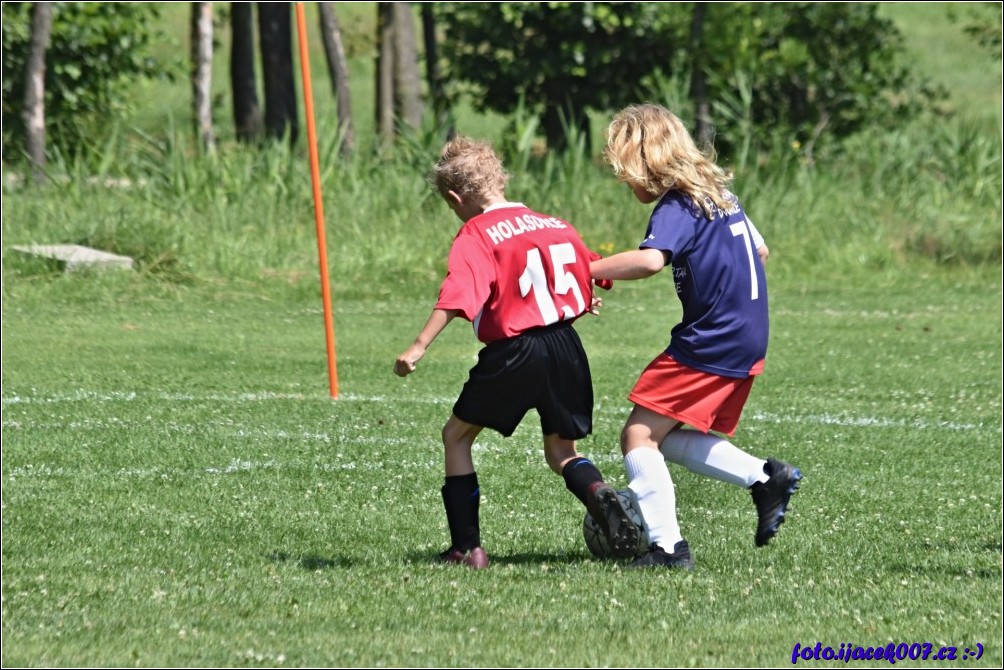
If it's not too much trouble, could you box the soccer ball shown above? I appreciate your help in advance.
[583,488,649,558]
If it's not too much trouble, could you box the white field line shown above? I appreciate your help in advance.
[4,453,447,483]
[0,390,439,404]
[2,390,994,434]
[2,390,998,484]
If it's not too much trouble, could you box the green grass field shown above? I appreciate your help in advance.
[2,270,1001,667]
[880,3,1002,118]
[2,2,1002,667]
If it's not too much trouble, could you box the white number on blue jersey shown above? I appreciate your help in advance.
[730,218,760,301]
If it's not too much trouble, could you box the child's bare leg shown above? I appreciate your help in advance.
[438,415,488,568]
[442,415,481,476]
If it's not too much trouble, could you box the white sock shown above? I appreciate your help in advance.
[660,429,769,488]
[624,448,683,551]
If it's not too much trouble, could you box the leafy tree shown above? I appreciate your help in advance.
[434,2,934,158]
[949,2,1002,60]
[2,2,174,159]
[434,2,681,152]
[693,3,937,160]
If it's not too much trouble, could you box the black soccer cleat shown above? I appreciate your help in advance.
[586,483,641,559]
[750,458,802,547]
[629,540,694,570]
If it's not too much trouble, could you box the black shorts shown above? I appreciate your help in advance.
[453,322,593,440]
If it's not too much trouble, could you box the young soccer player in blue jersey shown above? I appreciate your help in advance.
[591,104,803,569]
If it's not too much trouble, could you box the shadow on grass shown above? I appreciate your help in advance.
[403,549,604,567]
[267,551,354,570]
[266,550,616,570]
[889,562,1001,580]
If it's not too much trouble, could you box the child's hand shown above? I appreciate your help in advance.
[394,345,426,377]
[589,295,603,316]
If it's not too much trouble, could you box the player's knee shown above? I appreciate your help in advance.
[618,425,635,454]
[620,424,655,455]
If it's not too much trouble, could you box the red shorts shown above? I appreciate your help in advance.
[628,353,761,437]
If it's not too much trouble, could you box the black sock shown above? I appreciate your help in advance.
[561,457,604,506]
[441,473,481,551]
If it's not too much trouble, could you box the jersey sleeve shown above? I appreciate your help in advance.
[435,234,494,322]
[746,216,766,250]
[639,195,697,261]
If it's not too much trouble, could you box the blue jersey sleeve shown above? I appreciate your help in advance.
[638,194,701,261]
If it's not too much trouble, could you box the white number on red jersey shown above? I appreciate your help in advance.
[518,243,586,324]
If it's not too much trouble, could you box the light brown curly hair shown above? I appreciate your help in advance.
[430,135,509,201]
[604,104,734,218]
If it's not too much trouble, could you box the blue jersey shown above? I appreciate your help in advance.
[640,191,768,378]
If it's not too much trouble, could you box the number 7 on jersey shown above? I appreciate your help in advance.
[730,218,760,301]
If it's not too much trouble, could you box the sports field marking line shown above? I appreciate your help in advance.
[4,453,446,483]
[1,390,459,405]
[0,418,418,446]
[2,391,994,433]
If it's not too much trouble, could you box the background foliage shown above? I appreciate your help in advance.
[1,2,177,159]
[0,3,1000,284]
[435,2,939,158]
[0,2,964,163]
[1,4,1000,666]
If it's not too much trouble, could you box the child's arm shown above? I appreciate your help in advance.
[586,250,614,291]
[746,217,770,264]
[394,308,461,377]
[591,248,668,281]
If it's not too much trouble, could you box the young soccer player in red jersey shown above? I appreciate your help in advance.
[394,135,639,569]
[591,104,803,570]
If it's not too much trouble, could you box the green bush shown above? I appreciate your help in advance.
[435,2,941,159]
[2,2,177,162]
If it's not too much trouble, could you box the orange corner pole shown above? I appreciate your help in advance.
[295,2,338,398]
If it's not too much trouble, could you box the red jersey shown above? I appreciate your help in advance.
[435,202,598,343]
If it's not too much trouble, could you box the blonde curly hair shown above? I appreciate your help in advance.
[430,135,509,201]
[604,104,734,218]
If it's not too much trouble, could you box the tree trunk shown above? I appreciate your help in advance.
[23,1,53,182]
[231,2,262,143]
[318,2,355,155]
[375,3,395,146]
[392,2,422,131]
[421,4,451,135]
[538,4,588,154]
[258,2,298,144]
[689,2,713,147]
[190,2,216,153]
[541,97,589,153]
